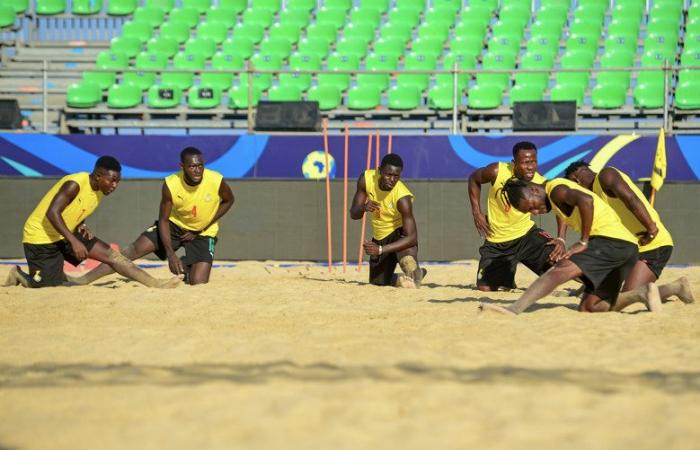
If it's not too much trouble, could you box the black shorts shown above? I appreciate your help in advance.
[23,232,99,288]
[369,227,411,286]
[477,227,554,289]
[568,236,639,304]
[141,220,217,266]
[639,245,673,279]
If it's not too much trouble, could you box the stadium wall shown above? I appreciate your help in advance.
[2,178,699,264]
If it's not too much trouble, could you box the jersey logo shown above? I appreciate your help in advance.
[33,270,42,283]
[204,193,212,202]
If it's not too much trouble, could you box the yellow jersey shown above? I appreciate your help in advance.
[165,168,223,238]
[593,168,673,252]
[545,178,637,244]
[23,172,103,245]
[486,162,547,243]
[364,169,414,240]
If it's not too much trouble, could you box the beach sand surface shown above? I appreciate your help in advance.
[1,261,699,450]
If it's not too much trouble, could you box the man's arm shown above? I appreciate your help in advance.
[190,179,235,238]
[364,196,417,255]
[46,180,89,260]
[546,215,568,262]
[599,167,658,245]
[157,182,184,275]
[350,174,380,220]
[468,163,498,238]
[549,185,593,259]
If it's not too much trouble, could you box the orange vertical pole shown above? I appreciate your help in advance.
[357,133,373,271]
[387,133,392,154]
[323,118,333,272]
[375,129,380,168]
[343,125,349,273]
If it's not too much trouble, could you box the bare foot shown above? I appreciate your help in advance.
[413,268,427,288]
[478,303,517,316]
[64,273,90,286]
[396,275,417,289]
[158,275,183,289]
[676,277,695,304]
[644,283,662,313]
[4,266,29,287]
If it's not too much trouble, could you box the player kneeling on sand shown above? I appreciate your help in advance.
[350,154,424,288]
[5,156,181,289]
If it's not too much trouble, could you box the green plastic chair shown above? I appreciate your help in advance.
[397,53,437,90]
[373,37,407,60]
[279,52,320,91]
[286,0,315,12]
[417,22,450,41]
[410,37,444,59]
[188,85,222,109]
[612,2,644,21]
[267,84,303,101]
[573,3,606,23]
[168,8,200,28]
[232,23,265,44]
[435,52,476,89]
[424,6,458,27]
[201,51,245,91]
[110,36,142,59]
[638,49,670,86]
[66,81,102,108]
[515,52,553,91]
[161,51,206,90]
[145,0,174,11]
[133,7,165,28]
[197,21,229,45]
[529,20,562,41]
[228,83,262,108]
[458,4,493,25]
[185,36,217,59]
[428,85,460,110]
[305,23,337,43]
[359,0,389,14]
[550,82,584,107]
[525,35,559,58]
[6,0,28,13]
[487,34,521,57]
[36,0,65,14]
[306,85,342,110]
[591,82,627,109]
[147,84,182,108]
[498,3,530,30]
[675,79,700,109]
[387,7,421,28]
[259,37,293,60]
[387,85,421,110]
[123,51,168,91]
[604,33,638,54]
[556,50,594,90]
[335,37,369,59]
[248,53,284,91]
[685,18,700,36]
[316,7,347,30]
[564,35,598,57]
[84,51,128,89]
[569,18,602,38]
[243,8,274,29]
[297,37,331,58]
[159,21,191,44]
[121,21,153,44]
[690,3,700,21]
[72,0,102,15]
[647,17,680,37]
[278,8,310,28]
[325,0,352,11]
[349,6,381,28]
[0,5,15,28]
[476,52,516,89]
[251,0,281,12]
[107,0,137,16]
[182,0,211,14]
[633,82,664,109]
[536,3,568,26]
[467,84,503,109]
[341,22,376,44]
[358,53,398,91]
[268,23,302,45]
[684,34,700,53]
[378,22,412,42]
[598,49,635,88]
[107,83,142,108]
[509,84,544,104]
[453,18,488,40]
[319,53,359,91]
[606,17,640,38]
[679,50,700,84]
[346,85,382,110]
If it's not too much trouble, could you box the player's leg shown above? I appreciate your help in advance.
[6,243,67,288]
[658,277,695,304]
[518,228,555,276]
[476,241,517,292]
[187,262,212,285]
[69,235,157,285]
[369,251,398,286]
[396,244,425,288]
[181,236,216,285]
[626,246,693,303]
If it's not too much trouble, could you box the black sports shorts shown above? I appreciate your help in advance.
[369,227,411,286]
[141,220,217,266]
[23,231,99,287]
[638,245,673,279]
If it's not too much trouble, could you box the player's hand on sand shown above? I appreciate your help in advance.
[363,200,381,214]
[363,240,381,256]
[180,230,200,242]
[473,213,493,239]
[70,239,89,261]
[77,224,94,240]
[167,253,185,275]
[562,241,587,260]
[478,303,517,316]
[546,238,567,262]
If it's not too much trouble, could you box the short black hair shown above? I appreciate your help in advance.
[564,160,590,179]
[95,155,121,172]
[512,141,537,158]
[380,153,403,169]
[181,146,202,163]
[501,178,532,209]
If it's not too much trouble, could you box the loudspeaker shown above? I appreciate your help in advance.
[513,101,576,131]
[255,101,320,131]
[0,99,22,130]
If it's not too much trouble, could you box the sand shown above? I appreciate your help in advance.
[0,260,699,450]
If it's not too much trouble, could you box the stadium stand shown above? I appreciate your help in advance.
[0,0,698,133]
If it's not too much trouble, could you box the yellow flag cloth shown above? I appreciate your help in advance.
[650,128,666,192]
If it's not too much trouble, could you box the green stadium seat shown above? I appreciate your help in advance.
[598,49,635,88]
[675,80,700,109]
[72,0,102,15]
[107,83,142,108]
[145,0,174,10]
[36,0,66,15]
[306,85,342,110]
[268,23,303,45]
[122,21,153,44]
[319,52,360,92]
[556,50,593,89]
[411,37,445,59]
[66,82,102,108]
[633,82,664,109]
[424,6,458,28]
[387,7,421,28]
[325,0,353,11]
[123,51,168,91]
[498,3,530,30]
[612,2,644,21]
[6,0,28,14]
[679,50,700,84]
[316,7,348,30]
[536,3,568,26]
[188,85,222,109]
[197,21,229,45]
[169,7,200,28]
[373,37,407,60]
[477,52,516,90]
[110,36,142,59]
[132,7,165,28]
[358,53,398,91]
[428,85,459,110]
[359,0,389,13]
[342,22,376,44]
[201,51,245,91]
[228,83,262,108]
[573,3,605,23]
[509,84,544,104]
[232,23,265,44]
[147,84,182,108]
[243,8,274,29]
[530,20,561,41]
[686,18,700,36]
[453,19,488,40]
[0,5,15,28]
[159,22,191,44]
[286,0,315,11]
[435,52,476,89]
[431,0,461,12]
[643,32,677,57]
[526,35,560,57]
[564,35,598,57]
[349,6,381,27]
[185,36,217,59]
[259,37,293,60]
[607,17,640,38]
[297,37,331,58]
[248,53,284,91]
[417,22,450,41]
[335,37,369,59]
[638,50,669,86]
[251,0,281,13]
[591,82,627,109]
[346,85,382,110]
[690,3,700,20]
[107,0,137,16]
[685,34,700,53]
[161,51,206,90]
[279,52,320,91]
[267,84,303,101]
[459,4,493,25]
[647,17,680,36]
[550,82,584,106]
[182,0,211,14]
[305,23,337,43]
[378,22,412,42]
[487,36,520,58]
[515,52,553,91]
[387,85,422,110]
[397,53,437,90]
[84,51,128,90]
[569,17,602,37]
[468,84,503,109]
[604,33,638,54]
[278,8,309,28]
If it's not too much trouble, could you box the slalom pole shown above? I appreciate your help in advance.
[323,118,333,272]
[357,133,373,271]
[387,133,393,154]
[343,125,349,273]
[375,129,380,168]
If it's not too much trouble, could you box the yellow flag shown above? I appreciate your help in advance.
[650,128,666,192]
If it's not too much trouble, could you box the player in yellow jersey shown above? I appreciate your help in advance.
[350,154,424,288]
[564,161,694,306]
[479,178,661,315]
[69,147,234,286]
[4,156,181,289]
[468,141,566,291]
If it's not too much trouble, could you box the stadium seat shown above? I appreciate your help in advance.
[349,6,381,28]
[530,20,561,41]
[279,52,320,91]
[526,35,559,58]
[316,7,348,30]
[647,17,680,36]
[296,37,331,58]
[161,52,206,90]
[107,0,137,16]
[145,0,175,10]
[341,22,375,43]
[268,23,303,45]
[243,8,274,29]
[159,22,191,45]
[612,2,644,21]
[228,84,262,108]
[643,32,677,56]
[182,0,211,14]
[306,85,342,110]
[286,0,315,11]
[36,0,66,15]
[121,21,153,44]
[598,49,635,88]
[107,83,142,108]
[373,37,406,60]
[424,6,457,28]
[477,52,516,90]
[110,36,142,59]
[604,34,638,54]
[359,0,389,14]
[675,80,700,109]
[358,53,398,91]
[417,22,450,41]
[220,37,254,62]
[591,82,627,109]
[0,5,15,28]
[387,7,421,28]
[278,8,310,28]
[536,3,568,26]
[72,0,102,15]
[468,84,503,109]
[453,18,488,41]
[66,82,102,108]
[685,34,700,53]
[634,82,664,109]
[679,50,700,84]
[83,51,128,90]
[555,51,591,90]
[198,22,230,45]
[335,37,369,59]
[569,18,602,38]
[346,85,382,110]
[606,17,640,38]
[267,84,303,101]
[259,37,293,60]
[123,51,168,91]
[428,85,459,110]
[564,35,598,57]
[6,0,28,13]
[247,53,283,91]
[573,2,606,22]
[498,3,530,30]
[509,84,544,104]
[435,52,476,89]
[397,53,437,91]
[133,7,166,28]
[201,51,245,91]
[379,22,413,42]
[387,85,422,110]
[550,82,584,106]
[232,23,265,44]
[515,52,553,91]
[411,37,445,59]
[305,23,338,43]
[319,53,359,92]
[188,85,222,109]
[169,8,200,28]
[185,37,217,60]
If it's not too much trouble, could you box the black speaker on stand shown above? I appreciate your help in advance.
[513,101,576,131]
[254,101,320,131]
[0,99,22,129]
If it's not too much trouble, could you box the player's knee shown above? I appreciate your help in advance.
[579,297,611,313]
[399,255,418,276]
[476,284,494,292]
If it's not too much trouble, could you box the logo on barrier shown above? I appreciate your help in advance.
[302,151,336,180]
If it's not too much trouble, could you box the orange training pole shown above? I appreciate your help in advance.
[357,133,373,271]
[343,125,349,273]
[387,133,393,154]
[375,129,380,168]
[323,118,333,272]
